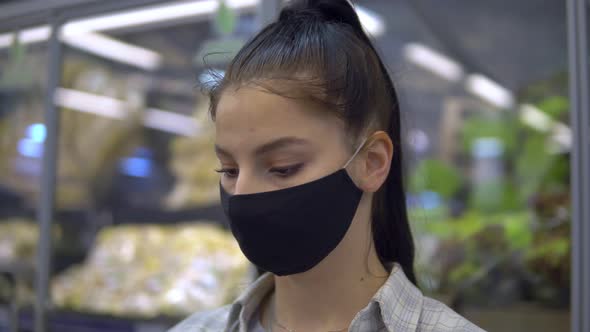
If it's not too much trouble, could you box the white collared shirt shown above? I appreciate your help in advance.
[169,264,485,332]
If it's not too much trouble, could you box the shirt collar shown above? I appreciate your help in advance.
[371,264,423,332]
[225,264,423,332]
[226,272,274,332]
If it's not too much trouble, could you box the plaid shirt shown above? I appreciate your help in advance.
[169,264,485,332]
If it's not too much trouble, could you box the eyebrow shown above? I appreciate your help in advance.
[215,136,310,158]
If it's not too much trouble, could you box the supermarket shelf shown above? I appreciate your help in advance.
[0,305,182,332]
[110,204,228,226]
[0,198,228,227]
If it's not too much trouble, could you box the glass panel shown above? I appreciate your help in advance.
[48,1,257,327]
[0,22,49,330]
[359,0,571,331]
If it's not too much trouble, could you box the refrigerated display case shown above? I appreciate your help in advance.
[0,1,263,331]
[359,0,586,331]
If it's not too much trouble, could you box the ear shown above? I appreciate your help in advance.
[356,131,393,193]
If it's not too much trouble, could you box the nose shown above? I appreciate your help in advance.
[233,171,266,195]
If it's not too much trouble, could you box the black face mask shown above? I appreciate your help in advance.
[220,140,366,276]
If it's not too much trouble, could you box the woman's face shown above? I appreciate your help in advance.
[215,85,354,195]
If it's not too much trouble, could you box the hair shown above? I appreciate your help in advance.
[206,0,416,284]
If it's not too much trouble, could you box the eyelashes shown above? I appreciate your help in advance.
[215,163,304,179]
[215,167,238,178]
[269,163,304,178]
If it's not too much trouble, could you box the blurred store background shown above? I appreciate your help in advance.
[0,0,588,332]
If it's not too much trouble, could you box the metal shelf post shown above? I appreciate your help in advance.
[35,12,64,332]
[567,1,590,332]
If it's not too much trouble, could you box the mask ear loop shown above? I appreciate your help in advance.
[343,136,369,169]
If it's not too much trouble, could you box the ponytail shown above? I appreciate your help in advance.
[344,7,418,285]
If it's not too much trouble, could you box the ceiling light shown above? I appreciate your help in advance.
[144,108,200,137]
[355,5,386,37]
[0,25,50,48]
[54,88,199,136]
[61,32,162,70]
[63,0,258,34]
[403,43,464,82]
[54,88,127,119]
[0,26,161,70]
[519,104,571,152]
[465,74,515,109]
[519,104,553,132]
[552,123,572,151]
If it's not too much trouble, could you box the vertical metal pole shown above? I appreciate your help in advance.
[567,1,589,332]
[35,12,63,332]
[580,0,590,329]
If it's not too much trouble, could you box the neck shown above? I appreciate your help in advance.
[263,196,389,332]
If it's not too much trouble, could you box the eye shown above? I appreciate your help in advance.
[215,167,239,178]
[269,164,303,178]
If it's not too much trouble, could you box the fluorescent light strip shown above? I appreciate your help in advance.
[519,104,553,132]
[519,103,571,150]
[465,74,515,109]
[54,88,128,119]
[18,26,51,44]
[0,34,12,48]
[63,0,255,34]
[403,43,464,82]
[0,25,50,48]
[0,26,161,70]
[61,32,162,70]
[552,123,572,151]
[54,88,199,136]
[355,5,386,37]
[62,1,216,35]
[144,108,201,137]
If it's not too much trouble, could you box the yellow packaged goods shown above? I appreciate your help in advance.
[165,97,221,209]
[0,61,144,210]
[52,223,250,318]
[0,219,39,263]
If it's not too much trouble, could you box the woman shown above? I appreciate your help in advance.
[170,0,484,331]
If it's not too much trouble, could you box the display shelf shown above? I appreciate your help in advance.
[38,205,229,230]
[0,195,228,228]
[109,203,228,226]
[0,305,181,332]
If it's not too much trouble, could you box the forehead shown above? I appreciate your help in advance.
[214,85,346,145]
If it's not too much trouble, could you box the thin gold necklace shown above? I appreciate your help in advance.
[268,295,348,332]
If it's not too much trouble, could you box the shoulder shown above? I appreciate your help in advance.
[416,297,486,332]
[167,305,232,332]
[376,265,486,332]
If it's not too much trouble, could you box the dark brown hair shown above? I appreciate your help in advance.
[206,0,416,284]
